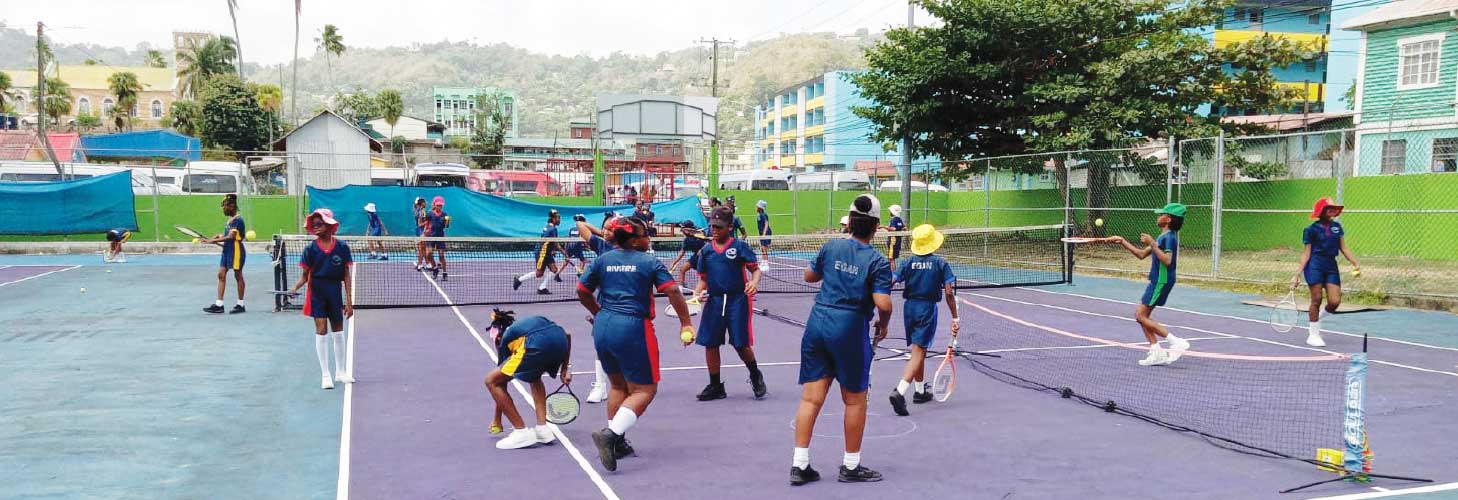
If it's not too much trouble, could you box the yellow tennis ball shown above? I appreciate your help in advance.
[1353,269,1362,277]
[245,230,257,240]
[79,287,86,293]
[1095,218,1104,227]
[106,269,112,273]
[680,328,694,343]
[192,237,200,244]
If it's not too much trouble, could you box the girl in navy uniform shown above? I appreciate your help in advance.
[202,194,247,314]
[287,208,355,390]
[1295,197,1361,347]
[574,212,620,405]
[565,214,591,275]
[883,204,907,269]
[364,203,388,260]
[690,207,766,401]
[424,196,450,280]
[1107,203,1189,366]
[791,194,894,486]
[514,210,565,295]
[755,200,773,270]
[888,224,960,416]
[576,217,696,472]
[413,197,430,271]
[486,310,573,450]
[104,228,132,263]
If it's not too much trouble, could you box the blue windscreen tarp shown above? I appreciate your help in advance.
[0,170,137,235]
[306,185,708,237]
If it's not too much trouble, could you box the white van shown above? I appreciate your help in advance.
[371,167,407,186]
[792,171,872,191]
[0,162,182,195]
[175,161,253,195]
[718,169,791,190]
[412,162,469,188]
[878,180,948,192]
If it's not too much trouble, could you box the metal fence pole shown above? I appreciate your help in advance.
[151,162,160,242]
[983,159,992,229]
[791,170,799,234]
[1167,139,1176,205]
[1212,131,1225,278]
[1336,132,1347,204]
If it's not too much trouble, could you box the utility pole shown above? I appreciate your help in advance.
[698,37,735,196]
[901,3,914,219]
[36,22,63,176]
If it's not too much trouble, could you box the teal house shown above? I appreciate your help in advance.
[1345,1,1458,175]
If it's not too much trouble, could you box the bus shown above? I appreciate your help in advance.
[717,169,791,191]
[413,162,469,188]
[791,171,872,191]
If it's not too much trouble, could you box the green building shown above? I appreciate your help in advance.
[1345,3,1458,176]
[432,86,519,138]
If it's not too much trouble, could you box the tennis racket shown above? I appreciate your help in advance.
[268,290,302,298]
[1060,237,1104,244]
[664,296,703,318]
[932,337,958,402]
[175,225,224,247]
[1271,283,1300,333]
[544,383,580,425]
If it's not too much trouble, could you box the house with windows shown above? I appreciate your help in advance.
[1,66,177,130]
[1344,1,1458,175]
[753,71,936,178]
[432,86,518,138]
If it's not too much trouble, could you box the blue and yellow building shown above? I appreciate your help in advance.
[1208,0,1334,115]
[753,71,931,177]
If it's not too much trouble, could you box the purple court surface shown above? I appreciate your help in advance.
[338,267,1458,500]
[0,264,78,287]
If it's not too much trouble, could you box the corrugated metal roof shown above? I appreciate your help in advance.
[80,129,201,161]
[1342,0,1458,31]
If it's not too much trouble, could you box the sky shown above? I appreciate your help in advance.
[5,0,927,64]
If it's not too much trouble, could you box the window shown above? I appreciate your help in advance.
[77,97,91,116]
[1433,138,1458,172]
[1398,34,1444,89]
[971,175,985,190]
[1304,60,1318,72]
[182,174,238,194]
[102,98,115,115]
[1381,140,1407,174]
[151,100,163,118]
[1309,13,1321,25]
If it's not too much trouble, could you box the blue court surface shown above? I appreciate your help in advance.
[2,253,1456,500]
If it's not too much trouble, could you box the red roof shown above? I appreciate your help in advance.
[0,131,86,161]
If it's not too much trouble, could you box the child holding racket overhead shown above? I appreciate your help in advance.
[1294,197,1362,347]
[690,207,767,401]
[888,224,960,416]
[286,208,354,389]
[792,194,894,485]
[576,217,695,472]
[1106,202,1189,367]
[424,196,450,281]
[485,310,572,450]
[202,194,247,314]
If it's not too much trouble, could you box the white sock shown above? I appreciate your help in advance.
[607,408,638,435]
[539,271,555,289]
[1149,342,1163,351]
[332,331,347,374]
[1166,333,1181,344]
[843,451,861,469]
[595,361,608,385]
[214,299,224,307]
[314,335,330,376]
[1310,321,1322,336]
[793,447,811,468]
[517,271,534,283]
[235,299,244,307]
[895,379,910,396]
[1319,308,1333,320]
[913,379,926,394]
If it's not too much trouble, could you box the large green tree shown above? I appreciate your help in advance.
[107,71,143,131]
[168,100,202,137]
[853,0,1311,227]
[177,36,237,99]
[199,74,273,153]
[331,89,379,124]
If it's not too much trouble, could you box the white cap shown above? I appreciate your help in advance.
[839,215,850,225]
[849,194,881,219]
[756,200,768,209]
[364,203,376,213]
[889,204,902,216]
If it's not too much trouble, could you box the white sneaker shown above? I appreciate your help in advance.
[115,254,126,263]
[586,382,608,403]
[1306,333,1326,347]
[336,371,355,384]
[1138,348,1168,367]
[495,429,539,450]
[535,426,556,445]
[761,261,770,271]
[1165,337,1190,363]
[321,374,335,390]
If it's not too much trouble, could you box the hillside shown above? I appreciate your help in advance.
[0,23,879,141]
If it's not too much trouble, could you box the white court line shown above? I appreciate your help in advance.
[961,292,1458,378]
[0,265,80,287]
[1012,286,1458,354]
[336,263,359,500]
[422,274,621,500]
[1306,481,1458,499]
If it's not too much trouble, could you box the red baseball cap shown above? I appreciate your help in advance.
[1310,197,1343,218]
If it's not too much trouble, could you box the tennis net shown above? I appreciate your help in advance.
[271,224,1070,309]
[960,298,1350,463]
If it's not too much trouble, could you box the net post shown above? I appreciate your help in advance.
[1212,130,1225,278]
[272,234,287,312]
[1167,138,1176,205]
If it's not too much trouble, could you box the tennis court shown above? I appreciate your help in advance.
[3,226,1456,500]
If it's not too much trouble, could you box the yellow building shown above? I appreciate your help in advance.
[3,65,178,129]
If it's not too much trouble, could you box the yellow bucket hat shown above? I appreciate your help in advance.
[910,224,944,256]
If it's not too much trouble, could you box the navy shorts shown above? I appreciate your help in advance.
[415,227,424,237]
[799,306,873,392]
[305,280,345,324]
[902,299,938,348]
[1304,262,1341,286]
[428,239,446,250]
[697,293,754,348]
[220,246,246,270]
[499,331,569,382]
[106,229,129,242]
[535,244,557,271]
[887,237,903,260]
[592,310,660,385]
[566,243,585,260]
[1141,281,1175,307]
[368,227,382,237]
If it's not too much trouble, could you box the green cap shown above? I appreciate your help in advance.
[1154,202,1187,218]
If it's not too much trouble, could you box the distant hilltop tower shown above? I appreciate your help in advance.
[172,31,214,63]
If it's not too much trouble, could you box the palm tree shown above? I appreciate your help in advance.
[41,77,71,127]
[176,37,237,99]
[378,88,403,137]
[144,49,167,68]
[316,24,345,95]
[107,71,143,131]
[0,71,14,113]
[225,0,244,79]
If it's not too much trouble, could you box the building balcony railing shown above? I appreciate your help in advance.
[779,130,799,141]
[804,125,825,137]
[805,153,824,165]
[806,96,825,110]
